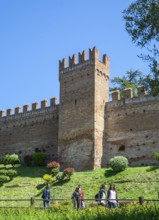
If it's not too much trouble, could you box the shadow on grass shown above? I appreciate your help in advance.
[5,184,23,188]
[53,179,70,186]
[15,165,48,178]
[36,183,45,190]
[104,169,119,178]
[146,166,159,172]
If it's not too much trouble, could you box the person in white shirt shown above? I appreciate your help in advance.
[107,184,118,208]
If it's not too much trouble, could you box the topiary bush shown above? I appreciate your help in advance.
[47,161,60,169]
[3,154,11,166]
[154,152,159,162]
[9,154,20,167]
[24,155,33,166]
[47,161,60,176]
[0,175,10,183]
[2,153,20,167]
[6,169,18,179]
[0,170,7,175]
[32,152,46,166]
[63,167,75,180]
[51,168,60,177]
[42,174,54,183]
[109,156,128,172]
[56,172,65,182]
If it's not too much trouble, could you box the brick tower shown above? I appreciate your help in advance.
[58,47,110,170]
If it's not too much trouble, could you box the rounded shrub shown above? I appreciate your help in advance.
[2,153,20,167]
[32,152,46,166]
[51,168,60,176]
[0,175,10,183]
[24,155,33,166]
[154,152,159,161]
[109,156,128,172]
[0,170,7,175]
[47,161,60,169]
[42,174,54,183]
[56,172,64,182]
[6,169,18,179]
[9,154,20,167]
[63,167,75,179]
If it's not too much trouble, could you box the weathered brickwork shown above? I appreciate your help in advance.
[58,48,109,170]
[103,95,159,167]
[0,100,59,162]
[0,47,159,170]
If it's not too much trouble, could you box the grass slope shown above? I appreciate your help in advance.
[0,165,159,207]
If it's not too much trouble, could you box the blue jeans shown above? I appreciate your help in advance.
[108,201,117,208]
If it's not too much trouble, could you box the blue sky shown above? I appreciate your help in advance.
[0,0,149,111]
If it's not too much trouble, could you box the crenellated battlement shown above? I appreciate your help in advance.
[109,86,159,107]
[111,86,146,101]
[59,47,109,74]
[0,97,58,118]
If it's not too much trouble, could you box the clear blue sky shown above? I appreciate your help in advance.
[0,0,149,111]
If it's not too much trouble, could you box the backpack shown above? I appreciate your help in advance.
[95,193,99,202]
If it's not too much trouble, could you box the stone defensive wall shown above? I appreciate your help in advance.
[0,97,59,162]
[102,87,159,167]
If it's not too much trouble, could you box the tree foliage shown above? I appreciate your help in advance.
[123,0,159,47]
[110,69,144,97]
[139,46,159,96]
[111,0,159,96]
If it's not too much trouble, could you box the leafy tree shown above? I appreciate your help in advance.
[112,0,159,96]
[139,46,159,96]
[123,0,159,47]
[110,69,144,98]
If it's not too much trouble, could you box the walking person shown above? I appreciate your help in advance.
[78,185,85,208]
[107,183,118,208]
[42,183,51,208]
[72,187,81,210]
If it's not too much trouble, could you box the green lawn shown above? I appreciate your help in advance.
[0,165,159,207]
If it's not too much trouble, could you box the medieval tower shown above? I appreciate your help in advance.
[58,47,109,170]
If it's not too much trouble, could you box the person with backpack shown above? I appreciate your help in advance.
[107,183,118,208]
[95,183,106,206]
[42,183,51,208]
[99,183,106,206]
[71,187,81,210]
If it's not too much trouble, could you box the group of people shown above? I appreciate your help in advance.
[71,184,85,209]
[42,182,118,209]
[72,183,118,209]
[97,183,118,208]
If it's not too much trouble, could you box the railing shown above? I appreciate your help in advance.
[0,197,159,208]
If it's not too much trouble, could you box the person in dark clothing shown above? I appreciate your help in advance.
[99,184,106,206]
[42,183,51,208]
[72,187,81,210]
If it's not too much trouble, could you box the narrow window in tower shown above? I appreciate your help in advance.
[75,99,77,105]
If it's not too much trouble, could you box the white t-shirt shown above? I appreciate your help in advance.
[108,190,117,203]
